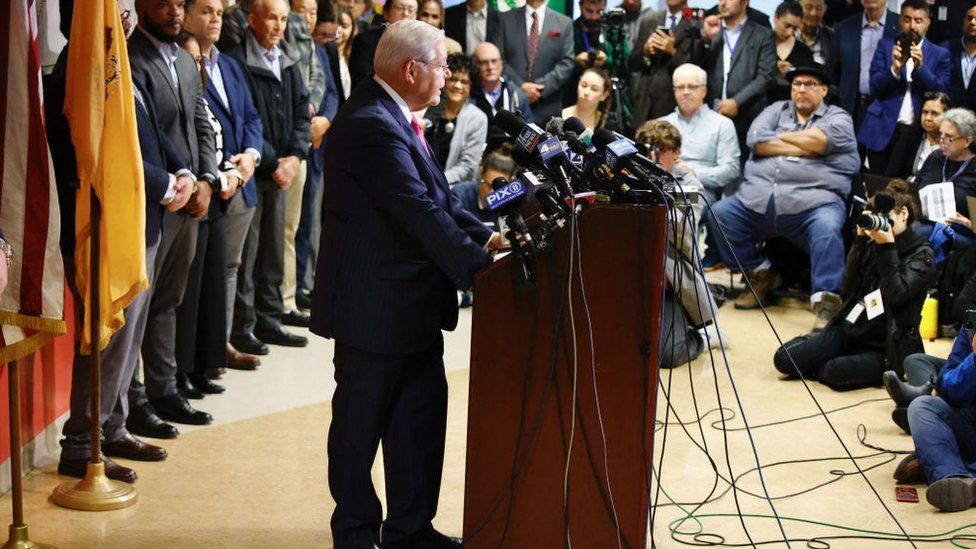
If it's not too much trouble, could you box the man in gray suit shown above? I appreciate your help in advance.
[701,0,776,162]
[128,0,219,430]
[489,0,574,125]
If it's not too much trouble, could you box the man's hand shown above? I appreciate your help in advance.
[167,174,194,212]
[675,159,697,176]
[230,152,257,183]
[186,181,212,219]
[649,30,676,56]
[717,99,739,118]
[521,82,544,103]
[486,231,509,251]
[910,42,924,69]
[220,172,240,200]
[702,15,721,40]
[310,116,331,149]
[272,156,300,189]
[892,46,906,75]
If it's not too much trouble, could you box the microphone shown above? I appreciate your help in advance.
[591,128,674,191]
[562,116,594,148]
[484,176,536,252]
[495,110,578,198]
[495,110,546,155]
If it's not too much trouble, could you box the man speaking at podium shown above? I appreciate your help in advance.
[310,19,502,549]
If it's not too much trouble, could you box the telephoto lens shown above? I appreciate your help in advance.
[856,213,890,232]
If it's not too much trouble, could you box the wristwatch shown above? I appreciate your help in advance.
[0,238,13,266]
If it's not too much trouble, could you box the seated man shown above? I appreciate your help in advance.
[636,120,728,367]
[710,65,860,330]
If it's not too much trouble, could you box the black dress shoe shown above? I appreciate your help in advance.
[282,309,311,327]
[883,370,933,408]
[296,290,313,311]
[382,529,462,549]
[892,407,912,434]
[230,333,269,356]
[255,324,308,347]
[177,373,204,400]
[58,456,137,483]
[126,403,179,439]
[103,433,168,461]
[190,374,225,394]
[150,394,213,425]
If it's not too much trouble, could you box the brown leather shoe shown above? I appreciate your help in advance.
[58,456,137,483]
[734,268,781,310]
[227,343,260,370]
[103,433,167,462]
[812,292,843,332]
[894,453,924,485]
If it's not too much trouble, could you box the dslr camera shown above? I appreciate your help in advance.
[602,7,626,29]
[856,192,896,232]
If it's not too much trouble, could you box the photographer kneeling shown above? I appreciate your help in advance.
[773,181,937,390]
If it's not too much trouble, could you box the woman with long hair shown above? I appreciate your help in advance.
[562,67,611,131]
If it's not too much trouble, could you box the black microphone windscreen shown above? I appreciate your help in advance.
[491,176,509,190]
[562,116,586,135]
[545,117,565,136]
[591,128,618,151]
[494,110,525,139]
[511,148,534,167]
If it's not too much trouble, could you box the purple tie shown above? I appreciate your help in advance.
[528,11,540,80]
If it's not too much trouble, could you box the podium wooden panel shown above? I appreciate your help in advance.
[463,204,667,548]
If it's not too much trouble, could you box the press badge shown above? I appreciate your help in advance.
[939,6,948,20]
[865,289,885,320]
[846,302,865,324]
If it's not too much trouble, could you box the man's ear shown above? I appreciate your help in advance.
[404,60,418,84]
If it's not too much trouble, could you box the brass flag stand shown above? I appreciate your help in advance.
[52,194,137,511]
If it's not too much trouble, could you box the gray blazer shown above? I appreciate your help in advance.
[702,20,776,140]
[127,28,218,180]
[445,102,488,185]
[489,7,575,125]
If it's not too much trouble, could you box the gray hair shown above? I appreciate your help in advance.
[942,108,976,140]
[672,63,707,86]
[374,20,444,76]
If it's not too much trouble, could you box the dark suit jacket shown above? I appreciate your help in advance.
[927,0,971,46]
[858,38,951,152]
[324,41,346,104]
[204,52,264,207]
[702,20,776,138]
[43,48,77,258]
[349,26,384,91]
[705,5,771,28]
[628,13,703,126]
[444,3,500,52]
[127,28,218,180]
[884,125,926,178]
[310,78,493,354]
[944,38,976,112]
[134,80,186,247]
[827,10,900,115]
[490,7,575,124]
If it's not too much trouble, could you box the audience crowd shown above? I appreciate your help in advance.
[42,0,976,516]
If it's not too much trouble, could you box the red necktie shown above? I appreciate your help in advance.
[527,11,540,81]
[410,115,431,156]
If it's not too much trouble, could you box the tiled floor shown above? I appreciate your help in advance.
[1,296,972,548]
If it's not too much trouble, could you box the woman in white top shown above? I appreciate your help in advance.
[561,67,611,131]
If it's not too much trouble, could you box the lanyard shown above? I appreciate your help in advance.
[943,156,974,181]
[722,27,739,60]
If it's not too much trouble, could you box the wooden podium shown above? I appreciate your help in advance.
[463,204,667,548]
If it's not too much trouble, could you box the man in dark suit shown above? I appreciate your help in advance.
[827,0,899,124]
[311,19,501,549]
[944,4,976,112]
[349,0,419,89]
[489,0,575,125]
[444,0,500,55]
[128,0,219,429]
[228,0,311,352]
[858,0,951,174]
[701,0,777,161]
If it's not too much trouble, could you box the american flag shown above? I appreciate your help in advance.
[0,0,67,363]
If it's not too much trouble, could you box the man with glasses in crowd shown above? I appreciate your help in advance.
[349,0,419,87]
[471,41,533,144]
[709,66,860,331]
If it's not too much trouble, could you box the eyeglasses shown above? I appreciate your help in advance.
[392,4,417,14]
[791,80,824,89]
[940,134,965,143]
[477,58,502,67]
[672,84,704,92]
[415,59,451,75]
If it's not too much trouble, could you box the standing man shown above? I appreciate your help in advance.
[228,0,311,352]
[311,20,501,549]
[444,0,500,56]
[701,0,777,163]
[858,0,951,174]
[827,0,899,125]
[797,0,831,66]
[349,0,419,88]
[472,41,534,142]
[489,0,575,125]
[181,0,266,373]
[944,4,976,112]
[128,0,219,428]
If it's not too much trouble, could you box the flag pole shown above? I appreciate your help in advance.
[0,359,52,549]
[52,192,137,511]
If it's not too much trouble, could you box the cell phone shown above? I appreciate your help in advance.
[895,486,919,503]
[964,309,976,331]
[657,25,670,33]
[898,32,914,60]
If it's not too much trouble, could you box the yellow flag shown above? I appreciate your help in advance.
[64,0,148,354]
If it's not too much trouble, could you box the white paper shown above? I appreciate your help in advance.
[845,302,865,324]
[865,289,885,320]
[919,182,956,223]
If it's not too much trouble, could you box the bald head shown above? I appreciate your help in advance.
[473,41,503,90]
[249,0,290,49]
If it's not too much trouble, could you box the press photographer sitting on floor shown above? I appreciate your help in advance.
[773,180,937,390]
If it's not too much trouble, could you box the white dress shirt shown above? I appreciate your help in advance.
[525,1,548,36]
[721,20,745,100]
[138,26,180,88]
[466,7,487,55]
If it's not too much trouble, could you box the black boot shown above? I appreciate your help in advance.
[883,370,933,408]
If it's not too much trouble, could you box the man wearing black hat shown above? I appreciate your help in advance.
[709,66,861,331]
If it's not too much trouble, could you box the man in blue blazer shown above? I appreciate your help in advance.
[943,4,976,112]
[311,20,500,549]
[858,0,951,174]
[827,0,899,124]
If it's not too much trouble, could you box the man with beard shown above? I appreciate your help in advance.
[944,4,976,112]
[127,0,219,432]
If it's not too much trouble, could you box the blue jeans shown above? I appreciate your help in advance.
[909,395,976,483]
[296,157,324,293]
[710,195,846,294]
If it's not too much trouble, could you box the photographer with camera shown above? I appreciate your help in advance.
[773,180,937,391]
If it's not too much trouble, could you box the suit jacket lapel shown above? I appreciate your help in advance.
[132,32,181,106]
[727,22,752,74]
